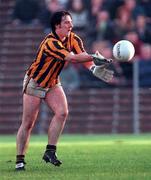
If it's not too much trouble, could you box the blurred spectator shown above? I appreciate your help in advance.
[67,0,89,42]
[139,43,151,61]
[86,0,106,45]
[95,10,113,41]
[116,0,144,20]
[138,0,151,24]
[39,0,62,33]
[120,30,143,85]
[124,31,143,57]
[135,14,151,44]
[103,0,124,20]
[58,0,68,8]
[112,10,135,42]
[60,64,81,91]
[92,40,112,58]
[139,44,151,87]
[112,0,142,42]
[88,0,106,19]
[12,0,40,25]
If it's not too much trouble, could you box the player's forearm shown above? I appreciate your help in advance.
[83,61,95,70]
[65,52,93,63]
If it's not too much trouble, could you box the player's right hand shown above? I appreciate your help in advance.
[91,51,112,67]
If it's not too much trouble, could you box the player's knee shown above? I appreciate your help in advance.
[22,121,34,131]
[56,109,68,121]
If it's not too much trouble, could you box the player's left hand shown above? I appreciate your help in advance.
[91,51,112,67]
[90,65,114,83]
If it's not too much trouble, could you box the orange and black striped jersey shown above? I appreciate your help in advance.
[27,32,85,88]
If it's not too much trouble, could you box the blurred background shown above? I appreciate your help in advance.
[0,0,151,135]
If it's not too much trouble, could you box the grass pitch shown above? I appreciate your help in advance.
[0,134,151,180]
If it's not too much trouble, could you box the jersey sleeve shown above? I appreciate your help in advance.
[44,39,70,60]
[72,34,86,54]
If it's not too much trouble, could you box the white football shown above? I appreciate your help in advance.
[113,40,135,61]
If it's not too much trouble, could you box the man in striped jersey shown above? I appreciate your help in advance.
[15,11,114,170]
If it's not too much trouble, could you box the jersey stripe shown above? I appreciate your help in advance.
[46,61,65,87]
[32,53,47,79]
[52,41,66,50]
[36,59,57,84]
[46,43,66,59]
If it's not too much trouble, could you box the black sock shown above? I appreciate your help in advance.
[46,145,56,152]
[16,155,25,163]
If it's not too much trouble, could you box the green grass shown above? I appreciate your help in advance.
[1,134,151,180]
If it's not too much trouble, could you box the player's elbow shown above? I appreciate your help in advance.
[65,53,76,62]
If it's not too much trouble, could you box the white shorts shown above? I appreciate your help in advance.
[23,74,61,98]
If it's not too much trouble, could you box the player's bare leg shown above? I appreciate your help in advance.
[16,94,41,170]
[46,86,68,145]
[43,86,68,166]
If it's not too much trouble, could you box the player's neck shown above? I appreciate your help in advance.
[55,30,66,42]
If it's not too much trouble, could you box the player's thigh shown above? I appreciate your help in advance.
[22,93,41,121]
[45,86,68,114]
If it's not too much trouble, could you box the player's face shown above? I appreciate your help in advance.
[59,15,73,37]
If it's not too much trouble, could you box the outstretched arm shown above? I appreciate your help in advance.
[65,51,114,83]
[65,51,112,65]
[65,52,93,63]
